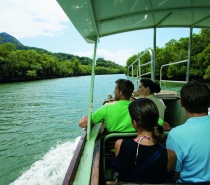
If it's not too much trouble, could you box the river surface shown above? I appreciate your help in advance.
[0,74,129,185]
[0,74,209,185]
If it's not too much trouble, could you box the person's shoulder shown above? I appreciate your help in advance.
[103,101,117,106]
[99,101,117,110]
[147,95,161,102]
[121,138,135,146]
[146,94,155,99]
[93,103,113,114]
[168,124,185,136]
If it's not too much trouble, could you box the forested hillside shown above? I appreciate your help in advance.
[125,29,210,81]
[0,32,124,82]
[1,29,210,83]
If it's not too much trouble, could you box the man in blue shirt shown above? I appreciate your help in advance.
[166,81,210,183]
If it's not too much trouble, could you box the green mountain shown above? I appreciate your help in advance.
[0,32,124,82]
[0,32,24,49]
[0,32,50,52]
[0,32,124,68]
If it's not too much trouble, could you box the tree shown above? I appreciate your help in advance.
[57,60,73,76]
[72,59,81,75]
[125,28,210,81]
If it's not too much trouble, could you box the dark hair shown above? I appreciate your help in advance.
[180,81,210,113]
[116,79,134,100]
[128,98,164,142]
[140,79,161,94]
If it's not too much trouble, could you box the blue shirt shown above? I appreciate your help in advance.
[166,115,210,183]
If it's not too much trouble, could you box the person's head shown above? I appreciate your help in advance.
[138,79,161,97]
[128,98,164,141]
[180,81,210,114]
[114,79,134,100]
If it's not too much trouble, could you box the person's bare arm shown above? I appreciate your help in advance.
[78,116,88,128]
[78,116,94,128]
[114,139,123,157]
[167,149,178,182]
[162,121,171,131]
[167,149,176,172]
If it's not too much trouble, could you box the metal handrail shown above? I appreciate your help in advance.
[160,59,188,88]
[127,48,154,87]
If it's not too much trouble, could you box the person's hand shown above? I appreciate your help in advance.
[162,121,171,131]
[78,116,88,128]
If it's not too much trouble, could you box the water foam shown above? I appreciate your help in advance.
[10,136,81,185]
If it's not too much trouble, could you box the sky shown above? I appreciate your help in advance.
[0,0,200,67]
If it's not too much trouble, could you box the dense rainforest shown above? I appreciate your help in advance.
[1,29,210,83]
[0,32,124,83]
[125,29,210,81]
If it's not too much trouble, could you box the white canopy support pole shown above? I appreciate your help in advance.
[187,28,193,83]
[153,27,156,82]
[87,38,98,141]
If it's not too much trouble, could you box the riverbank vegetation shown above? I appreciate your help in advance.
[1,29,210,83]
[125,29,210,81]
[0,32,124,83]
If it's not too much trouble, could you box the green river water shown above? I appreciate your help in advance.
[0,74,209,185]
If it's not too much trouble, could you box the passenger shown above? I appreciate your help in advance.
[166,81,210,183]
[138,79,171,130]
[79,79,136,132]
[138,79,166,119]
[114,98,176,183]
[79,78,166,132]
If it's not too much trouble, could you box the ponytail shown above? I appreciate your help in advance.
[152,125,165,142]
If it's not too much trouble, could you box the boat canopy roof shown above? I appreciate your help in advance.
[57,0,210,43]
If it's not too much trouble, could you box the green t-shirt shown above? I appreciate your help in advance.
[92,100,135,133]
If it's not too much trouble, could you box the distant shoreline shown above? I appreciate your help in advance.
[0,73,125,84]
[0,76,67,84]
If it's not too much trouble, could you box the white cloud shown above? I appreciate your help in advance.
[0,0,68,39]
[0,0,136,66]
[74,49,134,66]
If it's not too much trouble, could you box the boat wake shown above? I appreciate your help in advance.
[10,137,81,185]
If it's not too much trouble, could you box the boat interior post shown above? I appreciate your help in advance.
[87,38,99,140]
[56,0,210,184]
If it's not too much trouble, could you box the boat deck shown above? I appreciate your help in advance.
[133,90,179,100]
[155,90,179,100]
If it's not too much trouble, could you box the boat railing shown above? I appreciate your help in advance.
[160,59,188,88]
[62,129,87,185]
[127,48,154,88]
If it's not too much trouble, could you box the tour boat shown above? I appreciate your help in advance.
[56,0,210,184]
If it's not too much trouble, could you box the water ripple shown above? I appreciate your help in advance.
[0,74,126,185]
